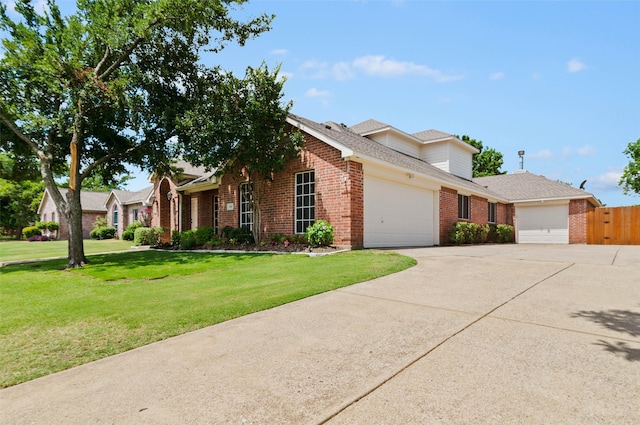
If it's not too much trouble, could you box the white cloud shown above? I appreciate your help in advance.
[562,145,596,157]
[331,61,355,81]
[567,58,586,73]
[270,49,288,56]
[529,149,554,160]
[305,88,331,98]
[490,72,505,81]
[299,55,461,83]
[589,169,623,191]
[352,55,461,82]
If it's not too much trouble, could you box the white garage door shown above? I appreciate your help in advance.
[364,176,434,248]
[516,204,569,244]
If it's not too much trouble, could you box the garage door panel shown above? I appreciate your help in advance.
[517,204,568,244]
[364,176,434,248]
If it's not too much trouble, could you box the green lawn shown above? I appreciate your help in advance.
[0,239,136,263]
[0,250,415,388]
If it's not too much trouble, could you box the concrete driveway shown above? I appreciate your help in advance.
[2,244,639,424]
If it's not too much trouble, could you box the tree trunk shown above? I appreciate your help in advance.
[66,188,88,267]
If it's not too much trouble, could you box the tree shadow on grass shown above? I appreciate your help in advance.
[0,250,263,275]
[572,308,640,362]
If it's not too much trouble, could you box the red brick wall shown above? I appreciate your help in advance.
[215,134,363,247]
[569,199,593,244]
[470,195,488,225]
[439,187,458,244]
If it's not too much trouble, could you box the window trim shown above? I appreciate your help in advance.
[295,170,315,234]
[488,202,497,224]
[458,194,470,220]
[239,182,253,230]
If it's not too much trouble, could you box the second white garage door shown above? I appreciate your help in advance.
[364,176,434,248]
[516,204,569,244]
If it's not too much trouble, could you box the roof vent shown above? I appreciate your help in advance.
[325,124,332,129]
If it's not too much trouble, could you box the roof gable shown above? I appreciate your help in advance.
[39,187,110,213]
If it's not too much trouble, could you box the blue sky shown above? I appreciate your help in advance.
[5,1,640,206]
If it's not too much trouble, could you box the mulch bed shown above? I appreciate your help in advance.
[154,242,341,254]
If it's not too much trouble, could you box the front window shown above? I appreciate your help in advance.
[239,182,253,230]
[295,171,315,234]
[458,194,470,220]
[133,209,139,222]
[488,202,497,224]
[113,210,119,231]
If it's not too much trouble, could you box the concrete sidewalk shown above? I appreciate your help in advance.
[2,245,639,424]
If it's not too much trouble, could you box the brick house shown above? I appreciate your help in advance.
[104,186,154,238]
[150,114,600,247]
[38,188,109,239]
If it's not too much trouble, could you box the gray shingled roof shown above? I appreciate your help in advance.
[474,172,597,203]
[412,129,454,142]
[57,188,109,212]
[110,186,154,205]
[349,119,391,135]
[289,114,506,201]
[174,160,209,178]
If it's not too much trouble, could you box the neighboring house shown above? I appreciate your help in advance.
[38,188,109,239]
[474,172,599,244]
[105,186,154,238]
[150,114,600,247]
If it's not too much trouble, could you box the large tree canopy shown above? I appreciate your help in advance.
[458,135,506,178]
[619,138,640,196]
[0,0,294,266]
[180,63,304,242]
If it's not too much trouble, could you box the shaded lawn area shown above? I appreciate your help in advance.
[0,239,136,263]
[0,250,415,388]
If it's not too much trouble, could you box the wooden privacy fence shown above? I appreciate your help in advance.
[587,206,640,245]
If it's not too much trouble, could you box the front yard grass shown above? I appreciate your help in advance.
[0,249,415,388]
[0,239,136,263]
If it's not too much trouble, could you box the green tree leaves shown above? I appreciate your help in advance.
[619,138,640,196]
[459,135,506,178]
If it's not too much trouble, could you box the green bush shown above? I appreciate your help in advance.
[495,224,514,243]
[133,227,159,246]
[23,226,41,239]
[46,221,59,232]
[93,215,108,230]
[171,230,181,248]
[305,220,334,247]
[449,222,489,245]
[90,226,117,240]
[35,221,48,230]
[122,221,143,241]
[194,226,216,246]
[178,230,197,250]
[221,226,254,244]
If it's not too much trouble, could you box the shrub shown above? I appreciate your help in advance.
[93,215,108,230]
[133,227,159,246]
[495,224,514,243]
[178,230,197,250]
[90,226,117,240]
[267,233,287,245]
[35,221,48,230]
[122,221,143,241]
[221,226,254,245]
[449,222,489,245]
[23,226,41,239]
[305,220,334,247]
[194,226,216,246]
[171,230,181,248]
[46,221,59,232]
